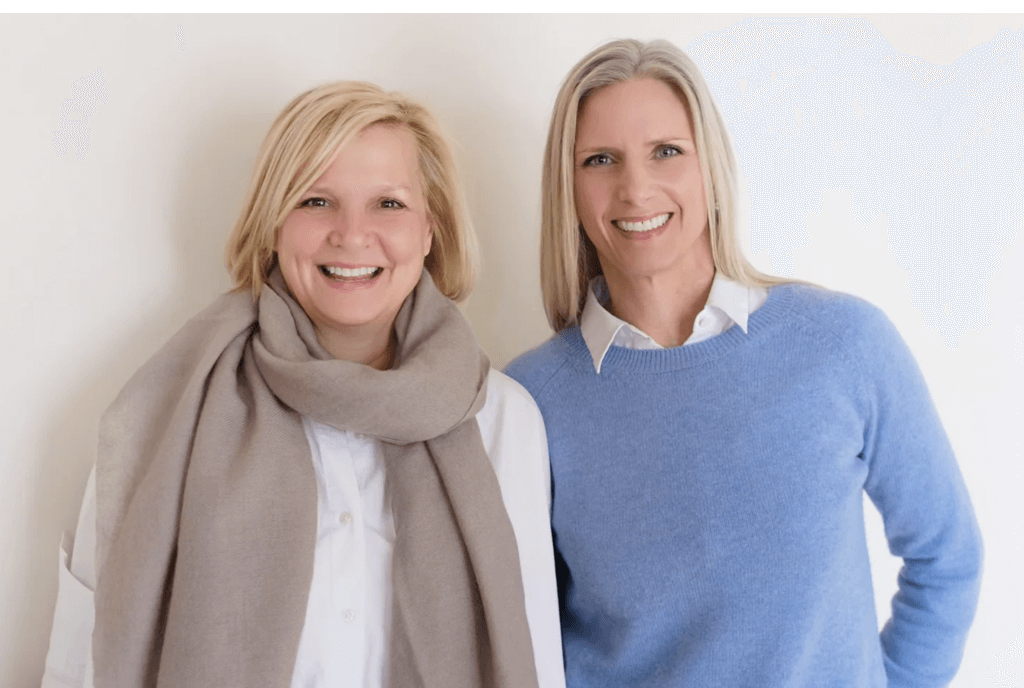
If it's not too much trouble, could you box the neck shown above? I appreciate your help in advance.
[317,322,395,371]
[602,253,716,349]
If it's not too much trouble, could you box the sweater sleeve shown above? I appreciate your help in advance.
[854,307,983,688]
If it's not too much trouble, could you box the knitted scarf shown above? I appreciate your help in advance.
[91,268,539,688]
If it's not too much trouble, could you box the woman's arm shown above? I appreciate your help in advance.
[41,467,96,688]
[476,369,566,688]
[856,308,984,688]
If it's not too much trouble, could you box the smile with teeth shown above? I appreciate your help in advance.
[613,213,671,233]
[319,265,384,280]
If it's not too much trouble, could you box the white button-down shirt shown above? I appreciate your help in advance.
[580,273,769,374]
[42,369,566,688]
[293,424,393,686]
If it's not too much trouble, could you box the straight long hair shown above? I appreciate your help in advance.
[541,38,786,331]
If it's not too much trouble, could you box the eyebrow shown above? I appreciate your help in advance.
[304,183,415,195]
[575,137,694,156]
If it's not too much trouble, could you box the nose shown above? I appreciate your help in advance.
[327,210,370,248]
[616,158,655,205]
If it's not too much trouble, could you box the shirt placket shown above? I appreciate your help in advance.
[320,427,367,686]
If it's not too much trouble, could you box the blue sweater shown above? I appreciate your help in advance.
[505,284,982,688]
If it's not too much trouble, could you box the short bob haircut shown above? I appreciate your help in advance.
[541,38,784,332]
[226,81,476,302]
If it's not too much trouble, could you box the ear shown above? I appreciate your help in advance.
[422,217,434,258]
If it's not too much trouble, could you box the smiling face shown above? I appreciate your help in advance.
[574,78,713,288]
[276,123,432,348]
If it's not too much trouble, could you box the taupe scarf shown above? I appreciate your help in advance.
[92,268,539,688]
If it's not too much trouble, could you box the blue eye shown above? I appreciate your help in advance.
[583,153,613,167]
[656,145,682,159]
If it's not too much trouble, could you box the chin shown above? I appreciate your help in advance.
[322,308,390,330]
[619,257,680,278]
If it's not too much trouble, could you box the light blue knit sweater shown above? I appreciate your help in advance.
[505,284,982,688]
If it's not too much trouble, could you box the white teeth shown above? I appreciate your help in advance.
[323,266,381,278]
[615,213,671,233]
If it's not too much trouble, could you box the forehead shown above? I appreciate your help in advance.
[324,122,420,176]
[576,78,694,142]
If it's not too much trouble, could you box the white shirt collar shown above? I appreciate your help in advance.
[579,272,765,374]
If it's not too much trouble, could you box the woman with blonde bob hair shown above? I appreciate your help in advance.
[43,81,564,688]
[506,39,982,687]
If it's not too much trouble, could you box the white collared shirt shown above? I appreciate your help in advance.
[579,273,769,374]
[42,369,566,688]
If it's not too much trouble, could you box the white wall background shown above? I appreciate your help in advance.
[1,14,1020,687]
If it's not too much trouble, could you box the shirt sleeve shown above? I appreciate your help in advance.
[477,370,566,688]
[856,309,983,688]
[41,467,97,688]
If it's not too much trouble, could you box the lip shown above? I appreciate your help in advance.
[318,261,384,269]
[613,212,671,224]
[317,262,386,290]
[611,212,673,240]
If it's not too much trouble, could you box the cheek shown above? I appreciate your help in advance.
[275,227,297,270]
[688,176,707,205]
[577,212,607,255]
[573,175,607,228]
[573,175,592,215]
[275,230,305,293]
[676,165,706,203]
[383,220,433,266]
[575,179,615,250]
[408,214,432,260]
[276,219,316,261]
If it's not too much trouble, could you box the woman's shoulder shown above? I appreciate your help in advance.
[114,292,256,390]
[475,369,549,488]
[503,330,581,399]
[100,291,258,451]
[477,369,545,436]
[95,290,260,564]
[771,283,912,375]
[174,290,259,350]
[774,282,895,346]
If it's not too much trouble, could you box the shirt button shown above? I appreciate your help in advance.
[343,609,355,622]
[340,512,353,525]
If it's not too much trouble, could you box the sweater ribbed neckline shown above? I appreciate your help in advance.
[558,283,798,374]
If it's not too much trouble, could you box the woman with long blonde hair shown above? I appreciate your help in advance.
[506,38,982,687]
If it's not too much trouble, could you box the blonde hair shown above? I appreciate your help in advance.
[226,81,476,301]
[541,38,785,331]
